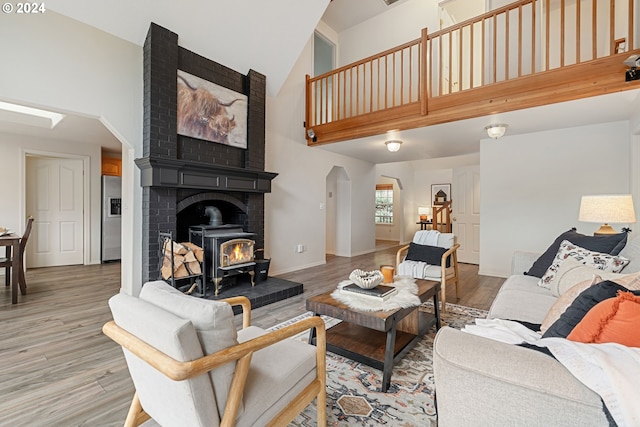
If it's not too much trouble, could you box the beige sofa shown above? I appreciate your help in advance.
[433,238,640,426]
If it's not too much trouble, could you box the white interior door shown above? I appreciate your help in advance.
[26,156,84,268]
[452,165,481,264]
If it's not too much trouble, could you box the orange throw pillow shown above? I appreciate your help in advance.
[567,291,640,347]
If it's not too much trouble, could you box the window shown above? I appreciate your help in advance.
[375,184,394,224]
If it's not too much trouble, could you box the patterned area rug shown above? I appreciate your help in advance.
[269,302,488,427]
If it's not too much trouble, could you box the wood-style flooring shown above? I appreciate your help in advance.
[0,245,504,426]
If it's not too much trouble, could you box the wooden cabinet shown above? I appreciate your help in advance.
[102,157,122,176]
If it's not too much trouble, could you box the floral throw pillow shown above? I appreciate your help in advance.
[537,240,629,289]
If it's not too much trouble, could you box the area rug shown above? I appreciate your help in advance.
[269,302,488,427]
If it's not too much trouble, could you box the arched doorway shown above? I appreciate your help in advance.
[325,166,351,257]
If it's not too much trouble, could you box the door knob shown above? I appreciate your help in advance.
[452,217,457,221]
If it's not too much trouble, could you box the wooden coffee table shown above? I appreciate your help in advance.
[306,279,441,392]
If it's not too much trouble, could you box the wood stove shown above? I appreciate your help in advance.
[189,224,256,295]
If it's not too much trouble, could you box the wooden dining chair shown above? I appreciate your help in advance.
[1,216,34,289]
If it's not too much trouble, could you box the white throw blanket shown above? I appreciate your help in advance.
[462,319,640,427]
[397,260,432,278]
[413,230,440,245]
[397,230,442,277]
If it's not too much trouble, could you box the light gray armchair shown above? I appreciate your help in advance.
[103,280,326,427]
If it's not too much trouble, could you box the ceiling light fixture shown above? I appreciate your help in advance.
[385,140,402,152]
[485,124,508,139]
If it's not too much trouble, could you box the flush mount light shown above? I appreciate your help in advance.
[485,124,508,139]
[385,140,402,152]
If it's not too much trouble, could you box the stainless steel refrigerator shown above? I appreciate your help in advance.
[101,175,122,262]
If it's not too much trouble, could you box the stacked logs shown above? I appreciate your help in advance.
[161,240,205,280]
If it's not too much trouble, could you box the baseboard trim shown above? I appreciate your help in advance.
[270,260,326,276]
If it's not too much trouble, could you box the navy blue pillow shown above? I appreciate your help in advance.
[525,229,627,278]
[405,243,450,267]
[542,280,640,338]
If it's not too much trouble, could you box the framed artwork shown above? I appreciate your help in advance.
[177,70,248,148]
[431,184,451,206]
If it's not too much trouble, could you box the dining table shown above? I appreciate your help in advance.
[0,232,25,304]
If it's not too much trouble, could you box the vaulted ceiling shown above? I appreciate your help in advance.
[3,0,639,163]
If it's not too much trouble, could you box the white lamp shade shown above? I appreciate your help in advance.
[578,194,636,224]
[418,207,431,216]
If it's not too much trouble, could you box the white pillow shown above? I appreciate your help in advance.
[549,257,626,297]
[537,240,629,290]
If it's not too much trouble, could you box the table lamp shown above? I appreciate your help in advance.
[578,194,636,235]
[418,207,430,222]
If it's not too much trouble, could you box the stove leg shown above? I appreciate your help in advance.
[248,271,255,287]
[214,277,222,296]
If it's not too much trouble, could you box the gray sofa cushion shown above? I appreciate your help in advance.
[488,274,557,324]
[619,236,640,273]
[139,280,239,415]
[109,293,219,427]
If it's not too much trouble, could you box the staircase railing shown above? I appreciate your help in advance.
[306,0,636,137]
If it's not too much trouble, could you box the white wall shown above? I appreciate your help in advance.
[0,12,143,294]
[0,133,102,264]
[480,121,631,277]
[265,35,377,275]
[336,0,440,66]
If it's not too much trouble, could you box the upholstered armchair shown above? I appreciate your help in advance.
[396,231,460,312]
[103,281,326,427]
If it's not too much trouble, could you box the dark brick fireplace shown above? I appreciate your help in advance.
[137,23,277,285]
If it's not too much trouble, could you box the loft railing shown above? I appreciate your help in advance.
[306,39,423,126]
[306,0,636,140]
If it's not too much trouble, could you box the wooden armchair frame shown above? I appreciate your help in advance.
[396,243,460,311]
[103,296,327,427]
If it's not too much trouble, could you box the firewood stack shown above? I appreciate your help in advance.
[161,240,204,280]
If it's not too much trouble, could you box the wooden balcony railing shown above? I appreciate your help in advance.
[306,0,639,145]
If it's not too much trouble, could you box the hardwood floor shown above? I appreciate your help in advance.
[0,247,503,426]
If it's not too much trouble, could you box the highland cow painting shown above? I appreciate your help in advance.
[177,70,248,148]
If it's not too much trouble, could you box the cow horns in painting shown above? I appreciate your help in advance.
[177,70,248,149]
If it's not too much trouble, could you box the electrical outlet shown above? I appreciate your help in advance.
[296,244,305,253]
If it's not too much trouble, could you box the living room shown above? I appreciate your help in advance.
[1,0,640,425]
[1,0,639,292]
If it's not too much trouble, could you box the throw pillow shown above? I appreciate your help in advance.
[537,240,629,289]
[542,280,635,338]
[539,276,600,334]
[540,271,640,334]
[612,272,640,291]
[525,229,627,278]
[551,258,627,297]
[567,291,640,347]
[405,243,450,267]
[139,280,240,415]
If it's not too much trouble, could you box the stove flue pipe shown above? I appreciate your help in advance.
[204,206,223,226]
